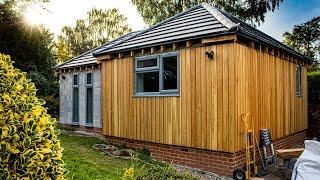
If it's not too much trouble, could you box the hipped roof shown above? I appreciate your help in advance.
[93,2,311,62]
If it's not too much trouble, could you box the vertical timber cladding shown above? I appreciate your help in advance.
[101,41,308,153]
[101,43,238,153]
[234,43,308,151]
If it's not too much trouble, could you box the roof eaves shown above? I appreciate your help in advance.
[214,7,312,62]
[236,30,312,62]
[54,51,92,69]
[201,2,239,29]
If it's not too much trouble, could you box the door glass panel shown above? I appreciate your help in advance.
[72,88,79,123]
[86,87,93,124]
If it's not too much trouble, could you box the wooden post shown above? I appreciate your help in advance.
[141,49,145,55]
[161,45,166,52]
[186,41,191,48]
[118,52,123,58]
[259,44,262,52]
[250,41,255,48]
[151,47,156,54]
[173,43,177,50]
[130,51,135,56]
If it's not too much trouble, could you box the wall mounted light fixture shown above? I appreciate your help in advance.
[205,51,214,60]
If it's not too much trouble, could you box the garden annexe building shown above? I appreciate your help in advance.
[91,3,311,177]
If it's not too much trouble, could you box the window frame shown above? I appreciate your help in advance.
[295,64,302,96]
[134,52,179,97]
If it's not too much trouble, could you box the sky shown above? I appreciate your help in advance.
[257,0,320,41]
[27,0,320,41]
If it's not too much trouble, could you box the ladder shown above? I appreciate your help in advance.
[242,113,258,179]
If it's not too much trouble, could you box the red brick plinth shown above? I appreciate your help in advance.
[105,130,306,177]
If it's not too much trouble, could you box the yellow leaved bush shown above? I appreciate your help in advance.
[0,53,66,179]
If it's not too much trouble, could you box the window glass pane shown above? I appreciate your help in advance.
[86,87,93,124]
[73,74,78,85]
[136,71,159,92]
[137,58,157,68]
[296,65,301,94]
[162,56,178,90]
[87,73,92,85]
[72,88,79,123]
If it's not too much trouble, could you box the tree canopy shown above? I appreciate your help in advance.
[283,16,320,71]
[0,1,57,97]
[55,8,132,63]
[131,0,283,26]
[0,1,59,116]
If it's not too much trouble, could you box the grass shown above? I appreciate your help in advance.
[60,134,134,180]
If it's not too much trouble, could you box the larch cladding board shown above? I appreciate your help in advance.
[101,42,308,153]
[233,43,308,151]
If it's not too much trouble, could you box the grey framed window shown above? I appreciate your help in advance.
[86,72,93,126]
[296,64,302,96]
[72,74,79,124]
[134,52,179,96]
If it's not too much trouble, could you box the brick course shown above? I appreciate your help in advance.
[104,130,306,177]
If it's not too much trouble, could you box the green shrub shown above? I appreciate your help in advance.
[0,53,66,179]
[307,71,320,106]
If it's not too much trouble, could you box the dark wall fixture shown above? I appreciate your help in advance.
[61,76,66,80]
[205,51,214,60]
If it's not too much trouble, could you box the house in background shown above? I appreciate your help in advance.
[57,3,311,177]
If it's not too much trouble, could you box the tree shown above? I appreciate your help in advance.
[0,1,58,116]
[0,53,66,179]
[55,8,132,63]
[283,16,320,71]
[131,0,283,26]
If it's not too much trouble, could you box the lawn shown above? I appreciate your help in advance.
[60,134,134,180]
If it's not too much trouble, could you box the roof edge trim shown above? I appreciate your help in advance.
[201,2,239,29]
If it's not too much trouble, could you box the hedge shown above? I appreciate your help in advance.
[307,71,320,106]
